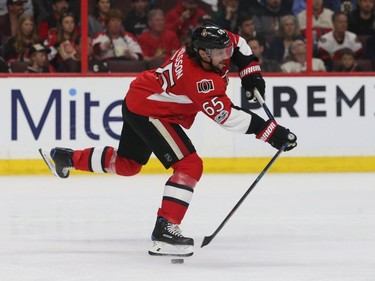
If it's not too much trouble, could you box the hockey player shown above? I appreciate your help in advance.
[40,23,297,257]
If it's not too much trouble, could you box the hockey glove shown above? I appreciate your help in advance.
[239,63,266,101]
[256,120,297,151]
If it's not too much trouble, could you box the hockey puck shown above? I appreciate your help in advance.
[171,258,184,264]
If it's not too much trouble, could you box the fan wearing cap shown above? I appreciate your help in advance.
[0,0,27,42]
[26,42,51,72]
[46,23,297,258]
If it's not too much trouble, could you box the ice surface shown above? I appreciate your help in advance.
[1,173,375,281]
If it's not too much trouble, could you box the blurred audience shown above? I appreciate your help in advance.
[334,47,364,71]
[88,0,112,37]
[281,39,326,72]
[3,13,40,63]
[138,9,179,62]
[1,1,374,73]
[87,36,109,72]
[32,0,52,24]
[0,0,27,44]
[251,0,292,45]
[236,14,259,41]
[0,55,9,72]
[123,0,150,37]
[324,0,357,12]
[267,14,303,63]
[348,0,375,36]
[38,0,69,41]
[48,12,80,72]
[92,9,143,61]
[0,0,32,17]
[164,0,206,42]
[297,0,333,44]
[365,31,375,70]
[212,0,239,32]
[247,35,281,72]
[26,42,51,72]
[317,11,363,71]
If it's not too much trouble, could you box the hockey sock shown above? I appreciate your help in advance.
[72,146,114,173]
[157,171,197,224]
[73,146,142,176]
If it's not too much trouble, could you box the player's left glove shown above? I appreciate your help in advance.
[239,61,265,101]
[256,120,297,151]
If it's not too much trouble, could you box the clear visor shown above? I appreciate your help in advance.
[209,44,234,61]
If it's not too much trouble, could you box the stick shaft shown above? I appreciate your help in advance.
[201,144,285,248]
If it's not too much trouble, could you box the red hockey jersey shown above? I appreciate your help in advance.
[125,32,255,134]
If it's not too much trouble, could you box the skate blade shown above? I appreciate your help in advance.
[148,241,194,257]
[38,148,59,177]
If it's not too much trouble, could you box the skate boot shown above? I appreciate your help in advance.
[49,147,74,178]
[148,217,194,257]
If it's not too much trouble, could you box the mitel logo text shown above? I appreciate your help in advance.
[11,89,123,141]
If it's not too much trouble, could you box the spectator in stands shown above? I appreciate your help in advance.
[335,47,364,71]
[38,0,69,41]
[3,13,40,64]
[49,12,80,72]
[293,0,356,15]
[281,39,326,72]
[212,0,239,32]
[87,36,109,72]
[317,11,363,71]
[32,0,52,24]
[88,0,112,37]
[137,9,179,62]
[366,30,375,70]
[164,0,206,42]
[268,14,303,63]
[26,42,51,72]
[0,55,9,72]
[297,0,333,45]
[0,0,32,16]
[236,14,258,41]
[123,0,150,37]
[324,0,357,12]
[92,9,143,61]
[0,0,26,44]
[247,35,281,72]
[348,0,375,36]
[251,0,292,44]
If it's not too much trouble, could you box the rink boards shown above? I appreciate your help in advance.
[0,76,374,174]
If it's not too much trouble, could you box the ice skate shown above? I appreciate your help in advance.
[39,147,74,179]
[148,217,194,257]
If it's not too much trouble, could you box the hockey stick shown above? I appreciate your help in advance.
[201,89,286,248]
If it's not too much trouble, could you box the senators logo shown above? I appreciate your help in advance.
[196,79,214,93]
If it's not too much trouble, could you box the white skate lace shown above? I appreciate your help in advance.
[167,223,183,237]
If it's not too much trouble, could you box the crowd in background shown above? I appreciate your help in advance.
[0,0,374,73]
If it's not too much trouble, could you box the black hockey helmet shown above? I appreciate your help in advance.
[192,23,230,52]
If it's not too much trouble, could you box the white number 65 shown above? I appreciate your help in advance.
[203,97,224,116]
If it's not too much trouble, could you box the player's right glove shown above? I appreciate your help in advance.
[256,120,297,151]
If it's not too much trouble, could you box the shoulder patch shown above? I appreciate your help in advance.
[196,79,214,94]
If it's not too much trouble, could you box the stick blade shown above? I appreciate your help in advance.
[201,235,213,248]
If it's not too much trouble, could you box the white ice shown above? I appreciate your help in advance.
[1,173,375,281]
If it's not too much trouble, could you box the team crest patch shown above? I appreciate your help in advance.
[196,79,214,93]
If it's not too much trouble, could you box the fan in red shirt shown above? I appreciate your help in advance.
[41,23,297,258]
[138,9,180,62]
[164,0,206,42]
